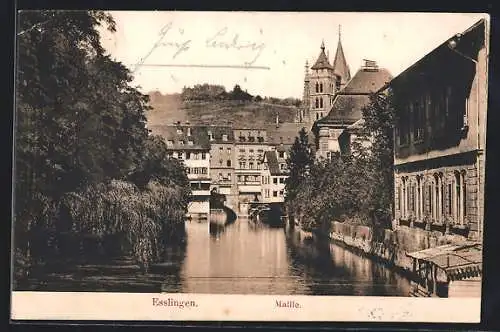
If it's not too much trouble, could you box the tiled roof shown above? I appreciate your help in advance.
[386,18,485,92]
[345,118,366,134]
[316,65,392,126]
[265,122,305,147]
[264,151,283,176]
[311,43,334,70]
[341,67,393,94]
[149,124,211,150]
[317,94,370,126]
[208,125,234,143]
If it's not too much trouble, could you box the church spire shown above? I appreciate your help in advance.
[333,24,351,86]
[311,40,333,70]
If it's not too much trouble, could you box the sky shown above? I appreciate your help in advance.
[98,11,488,99]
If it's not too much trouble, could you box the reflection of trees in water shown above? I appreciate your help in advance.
[20,225,189,293]
[284,228,409,296]
[284,229,356,295]
[209,222,226,238]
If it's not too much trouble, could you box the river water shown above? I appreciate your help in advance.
[19,218,411,296]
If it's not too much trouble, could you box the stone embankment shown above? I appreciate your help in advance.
[329,221,468,272]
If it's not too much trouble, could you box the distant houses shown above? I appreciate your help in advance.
[148,120,304,218]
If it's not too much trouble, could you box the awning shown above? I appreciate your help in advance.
[406,242,483,281]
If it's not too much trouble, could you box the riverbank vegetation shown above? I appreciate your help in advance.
[14,10,190,286]
[285,92,396,236]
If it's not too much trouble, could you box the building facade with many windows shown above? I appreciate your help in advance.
[260,149,289,203]
[208,126,238,210]
[148,121,305,217]
[149,122,212,220]
[233,128,270,214]
[390,19,488,241]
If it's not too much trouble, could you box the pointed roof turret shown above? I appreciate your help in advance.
[333,25,351,84]
[311,40,334,70]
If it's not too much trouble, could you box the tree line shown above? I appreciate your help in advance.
[285,92,395,236]
[181,83,301,106]
[14,10,191,285]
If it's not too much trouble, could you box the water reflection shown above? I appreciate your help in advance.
[20,217,411,296]
[284,227,410,296]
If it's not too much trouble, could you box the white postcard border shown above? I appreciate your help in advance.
[11,292,481,322]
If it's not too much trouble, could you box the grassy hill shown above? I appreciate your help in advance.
[146,91,299,128]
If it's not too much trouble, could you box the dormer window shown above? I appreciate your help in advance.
[208,130,213,141]
[179,140,185,145]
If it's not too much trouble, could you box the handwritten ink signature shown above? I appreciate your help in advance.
[205,27,266,66]
[133,22,266,72]
[133,21,192,72]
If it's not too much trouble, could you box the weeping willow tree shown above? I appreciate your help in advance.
[55,180,189,270]
[14,10,191,284]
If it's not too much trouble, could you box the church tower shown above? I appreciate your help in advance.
[332,25,351,89]
[308,40,337,124]
[297,60,311,123]
[299,26,351,127]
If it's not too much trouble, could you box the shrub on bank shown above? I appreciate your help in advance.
[14,180,189,281]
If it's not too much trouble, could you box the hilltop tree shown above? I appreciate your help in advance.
[229,84,253,101]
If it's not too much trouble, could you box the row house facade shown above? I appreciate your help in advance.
[233,128,270,215]
[207,126,238,210]
[260,149,289,203]
[149,122,212,221]
[148,121,303,217]
[389,19,488,241]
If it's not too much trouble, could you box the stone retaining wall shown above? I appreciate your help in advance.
[330,221,468,271]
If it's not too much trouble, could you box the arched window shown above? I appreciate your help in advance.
[454,170,467,225]
[414,176,421,221]
[401,177,408,219]
[315,98,319,108]
[315,83,319,93]
[320,98,323,108]
[430,173,444,223]
[320,83,323,93]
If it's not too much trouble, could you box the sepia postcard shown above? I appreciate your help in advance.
[11,10,489,323]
